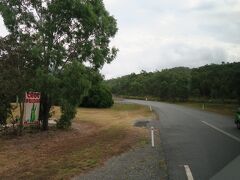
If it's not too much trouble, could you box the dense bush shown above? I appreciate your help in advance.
[56,62,91,129]
[0,94,12,126]
[57,101,76,129]
[81,85,114,108]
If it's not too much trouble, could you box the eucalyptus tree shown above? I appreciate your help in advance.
[0,0,118,130]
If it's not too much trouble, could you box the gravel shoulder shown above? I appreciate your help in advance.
[73,120,168,180]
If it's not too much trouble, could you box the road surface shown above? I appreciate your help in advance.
[126,99,240,180]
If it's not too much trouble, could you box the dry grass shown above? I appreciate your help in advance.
[0,103,154,179]
[177,102,238,117]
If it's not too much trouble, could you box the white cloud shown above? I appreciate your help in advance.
[0,1,239,79]
[102,0,240,79]
[0,16,9,37]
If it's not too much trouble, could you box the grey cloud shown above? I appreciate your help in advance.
[198,12,240,44]
[102,40,228,79]
[0,0,239,79]
[101,6,240,78]
[136,42,228,71]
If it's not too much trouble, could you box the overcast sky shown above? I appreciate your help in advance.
[101,0,240,79]
[1,0,240,79]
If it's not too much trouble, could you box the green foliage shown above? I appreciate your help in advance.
[190,63,240,101]
[80,67,114,108]
[57,101,76,129]
[56,62,92,129]
[59,61,91,106]
[0,94,11,125]
[57,61,99,128]
[106,63,240,103]
[0,37,25,126]
[0,0,118,69]
[81,84,114,108]
[107,67,191,102]
[0,0,118,130]
[34,69,60,99]
[0,35,32,102]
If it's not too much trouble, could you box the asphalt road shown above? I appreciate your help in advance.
[125,99,240,180]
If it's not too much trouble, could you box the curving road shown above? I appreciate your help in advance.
[125,99,240,180]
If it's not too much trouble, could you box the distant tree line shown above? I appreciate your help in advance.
[106,62,240,103]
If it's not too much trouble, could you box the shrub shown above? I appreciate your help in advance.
[0,94,12,126]
[81,84,114,108]
[57,101,76,129]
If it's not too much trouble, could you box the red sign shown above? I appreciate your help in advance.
[25,92,41,103]
[23,92,41,125]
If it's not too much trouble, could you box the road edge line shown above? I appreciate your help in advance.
[184,165,194,180]
[202,121,240,143]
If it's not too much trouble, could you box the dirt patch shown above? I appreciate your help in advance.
[134,120,150,127]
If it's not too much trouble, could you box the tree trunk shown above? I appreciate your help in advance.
[18,99,24,135]
[39,93,51,131]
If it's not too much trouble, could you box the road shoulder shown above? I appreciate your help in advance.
[74,120,168,180]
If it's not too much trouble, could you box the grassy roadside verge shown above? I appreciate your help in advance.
[114,96,239,117]
[175,102,238,117]
[0,103,154,179]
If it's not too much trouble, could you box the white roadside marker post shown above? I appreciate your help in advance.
[146,97,152,111]
[151,126,155,147]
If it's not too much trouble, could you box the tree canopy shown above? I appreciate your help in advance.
[0,0,118,69]
[0,0,118,130]
[106,63,240,103]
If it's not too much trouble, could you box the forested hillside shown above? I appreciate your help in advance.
[106,62,240,103]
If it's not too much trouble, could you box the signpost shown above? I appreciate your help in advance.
[23,92,41,126]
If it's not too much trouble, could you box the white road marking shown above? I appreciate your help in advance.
[184,165,194,180]
[202,121,240,143]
